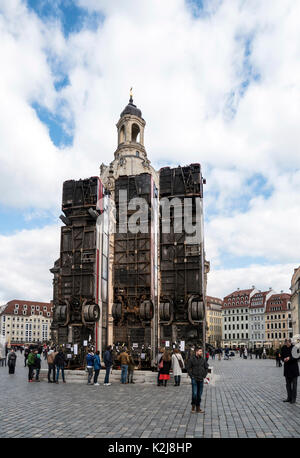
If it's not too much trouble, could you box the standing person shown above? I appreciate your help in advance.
[27,348,35,382]
[158,350,172,387]
[127,351,135,384]
[20,346,23,355]
[172,349,184,386]
[86,349,95,385]
[218,348,222,361]
[34,351,41,382]
[156,347,164,386]
[8,349,17,374]
[103,345,113,386]
[211,350,215,360]
[244,348,248,359]
[263,347,267,359]
[93,351,101,386]
[281,339,299,404]
[24,346,29,367]
[54,349,66,384]
[47,347,57,383]
[118,348,129,384]
[186,347,209,413]
[275,349,282,367]
[249,348,253,359]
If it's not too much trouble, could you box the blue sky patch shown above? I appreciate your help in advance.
[32,102,74,148]
[0,204,59,235]
[26,0,103,38]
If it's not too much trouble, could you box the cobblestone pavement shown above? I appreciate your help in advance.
[0,355,299,438]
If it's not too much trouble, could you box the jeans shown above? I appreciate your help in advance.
[56,365,65,382]
[128,369,134,383]
[286,376,298,402]
[191,378,204,407]
[121,364,128,384]
[174,375,181,386]
[93,369,100,384]
[35,368,40,380]
[87,367,93,383]
[104,366,111,384]
[48,363,56,381]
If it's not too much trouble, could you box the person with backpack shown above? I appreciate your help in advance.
[27,348,36,382]
[54,349,66,383]
[47,347,58,383]
[34,350,41,382]
[171,348,184,386]
[93,351,101,386]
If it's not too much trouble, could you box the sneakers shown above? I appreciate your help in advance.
[104,383,111,386]
[94,383,100,386]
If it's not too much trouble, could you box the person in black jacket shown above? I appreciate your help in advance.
[103,345,113,386]
[186,347,209,413]
[54,350,66,384]
[281,339,299,404]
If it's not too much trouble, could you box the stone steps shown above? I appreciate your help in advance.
[39,367,213,384]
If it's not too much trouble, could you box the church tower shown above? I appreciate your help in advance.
[100,90,158,189]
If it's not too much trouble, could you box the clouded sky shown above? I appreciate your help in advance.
[0,0,299,303]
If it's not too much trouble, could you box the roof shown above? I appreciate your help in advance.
[223,289,254,300]
[249,291,269,308]
[0,300,52,318]
[120,96,142,119]
[265,293,291,312]
[206,296,223,304]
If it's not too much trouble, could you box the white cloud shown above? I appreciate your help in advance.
[207,263,295,300]
[0,224,60,304]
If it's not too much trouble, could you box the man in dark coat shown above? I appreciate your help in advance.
[103,345,113,386]
[281,339,299,404]
[8,349,17,374]
[186,347,209,413]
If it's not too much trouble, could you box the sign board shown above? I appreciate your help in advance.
[132,343,138,348]
[180,341,185,352]
[165,341,170,347]
[83,340,88,347]
[73,344,78,355]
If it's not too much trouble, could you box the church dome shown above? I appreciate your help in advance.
[120,95,142,119]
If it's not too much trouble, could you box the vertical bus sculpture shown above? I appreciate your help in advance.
[159,164,206,352]
[111,173,158,367]
[50,177,108,367]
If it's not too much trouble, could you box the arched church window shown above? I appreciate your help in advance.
[131,123,140,143]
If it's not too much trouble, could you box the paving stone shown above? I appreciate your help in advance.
[0,356,299,438]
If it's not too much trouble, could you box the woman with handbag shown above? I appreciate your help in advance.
[172,348,185,386]
[158,350,172,387]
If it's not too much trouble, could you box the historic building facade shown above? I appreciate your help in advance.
[206,296,222,347]
[264,293,292,348]
[249,289,275,348]
[290,266,300,336]
[221,287,259,348]
[0,300,53,345]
